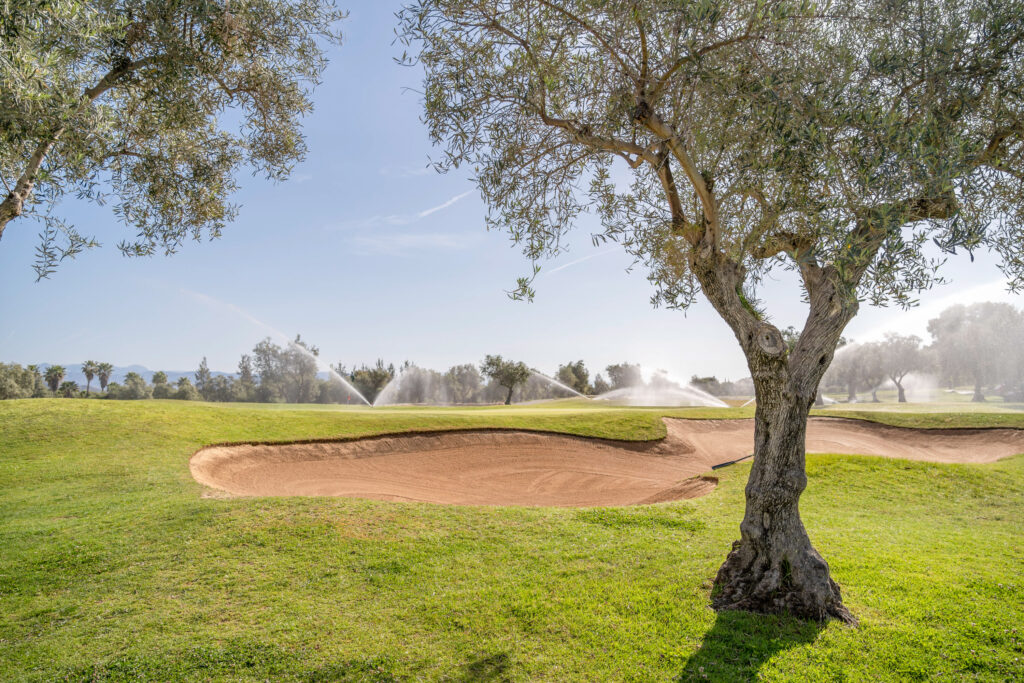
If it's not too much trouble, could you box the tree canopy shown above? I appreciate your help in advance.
[399,0,1024,623]
[399,0,1022,319]
[1,0,344,277]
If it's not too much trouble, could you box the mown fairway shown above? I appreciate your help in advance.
[1,399,1022,681]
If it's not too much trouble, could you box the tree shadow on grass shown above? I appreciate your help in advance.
[675,611,826,682]
[449,651,512,682]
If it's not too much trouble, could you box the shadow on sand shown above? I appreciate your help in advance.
[675,611,826,681]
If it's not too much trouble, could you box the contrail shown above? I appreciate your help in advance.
[544,247,618,276]
[179,288,288,340]
[418,190,473,218]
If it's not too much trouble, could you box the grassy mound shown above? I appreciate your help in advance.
[1,400,1021,681]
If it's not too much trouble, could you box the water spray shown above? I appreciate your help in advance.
[529,369,592,399]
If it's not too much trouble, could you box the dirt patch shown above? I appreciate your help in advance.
[189,417,1024,507]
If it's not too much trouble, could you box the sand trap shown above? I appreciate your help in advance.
[189,417,1024,507]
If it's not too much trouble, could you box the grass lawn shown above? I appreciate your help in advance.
[1,399,1022,681]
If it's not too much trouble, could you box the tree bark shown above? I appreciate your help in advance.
[687,244,858,625]
[504,385,514,405]
[0,195,21,241]
[711,360,856,624]
[895,381,906,403]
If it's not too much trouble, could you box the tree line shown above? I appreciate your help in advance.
[3,302,1023,403]
[820,302,1024,403]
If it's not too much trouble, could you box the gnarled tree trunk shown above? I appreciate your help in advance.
[711,367,854,623]
[691,245,860,625]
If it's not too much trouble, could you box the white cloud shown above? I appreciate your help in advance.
[349,232,474,255]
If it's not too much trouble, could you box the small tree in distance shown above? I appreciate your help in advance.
[480,355,531,405]
[81,360,98,396]
[605,363,643,390]
[857,344,887,403]
[556,360,591,394]
[195,358,212,400]
[44,365,64,394]
[877,334,924,403]
[96,363,114,393]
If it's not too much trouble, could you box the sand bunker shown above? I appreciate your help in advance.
[189,417,1024,507]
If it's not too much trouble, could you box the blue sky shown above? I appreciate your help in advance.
[1,3,1021,382]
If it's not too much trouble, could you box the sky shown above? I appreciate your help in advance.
[1,3,1021,383]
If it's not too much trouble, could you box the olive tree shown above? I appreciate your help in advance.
[1,0,343,277]
[400,0,1024,622]
[857,343,886,403]
[824,342,885,402]
[823,345,863,402]
[928,302,1024,401]
[876,334,924,403]
[480,354,531,404]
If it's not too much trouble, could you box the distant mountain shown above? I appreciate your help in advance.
[35,363,233,387]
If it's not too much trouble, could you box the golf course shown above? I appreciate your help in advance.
[2,398,1021,681]
[4,0,1024,680]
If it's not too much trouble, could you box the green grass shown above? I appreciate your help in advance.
[1,399,1022,681]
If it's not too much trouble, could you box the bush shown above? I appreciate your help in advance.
[108,373,151,400]
[0,363,37,399]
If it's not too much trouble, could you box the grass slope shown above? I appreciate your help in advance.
[1,399,1022,681]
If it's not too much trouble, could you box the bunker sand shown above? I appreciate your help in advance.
[189,417,1024,507]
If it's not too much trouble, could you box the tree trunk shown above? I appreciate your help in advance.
[896,381,906,403]
[0,193,24,241]
[814,392,824,407]
[871,389,880,402]
[712,370,856,624]
[504,385,514,405]
[846,382,857,403]
[972,378,985,402]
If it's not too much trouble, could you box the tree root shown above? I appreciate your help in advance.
[711,540,857,625]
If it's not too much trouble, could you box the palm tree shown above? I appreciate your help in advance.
[82,360,99,396]
[57,381,79,398]
[44,365,65,394]
[97,362,114,393]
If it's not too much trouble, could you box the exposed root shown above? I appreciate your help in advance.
[712,540,857,625]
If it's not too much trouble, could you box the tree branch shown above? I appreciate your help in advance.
[534,0,637,78]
